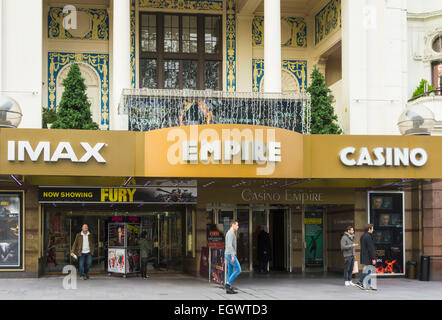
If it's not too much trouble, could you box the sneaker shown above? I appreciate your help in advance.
[345,281,350,286]
[355,283,364,290]
[349,281,356,286]
[86,274,90,280]
[83,276,87,280]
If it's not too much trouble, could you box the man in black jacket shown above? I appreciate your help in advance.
[356,224,377,290]
[257,226,271,273]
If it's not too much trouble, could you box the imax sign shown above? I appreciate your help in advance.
[7,141,107,163]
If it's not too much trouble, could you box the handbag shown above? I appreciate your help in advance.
[352,260,359,274]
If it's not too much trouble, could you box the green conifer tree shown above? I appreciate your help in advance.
[51,63,99,130]
[306,66,342,134]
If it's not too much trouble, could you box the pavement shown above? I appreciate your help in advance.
[0,273,441,300]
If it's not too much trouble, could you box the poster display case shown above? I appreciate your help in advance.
[107,223,140,276]
[0,192,23,270]
[368,192,405,276]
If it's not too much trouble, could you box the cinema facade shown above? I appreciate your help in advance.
[0,126,441,280]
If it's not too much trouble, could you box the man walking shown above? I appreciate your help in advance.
[340,226,358,286]
[71,224,95,280]
[225,221,241,294]
[356,224,377,290]
[257,226,271,273]
[139,231,152,279]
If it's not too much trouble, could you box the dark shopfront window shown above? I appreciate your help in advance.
[140,13,222,90]
[43,204,185,274]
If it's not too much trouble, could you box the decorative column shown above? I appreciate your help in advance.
[112,0,131,130]
[263,0,281,93]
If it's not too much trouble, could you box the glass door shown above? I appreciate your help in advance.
[141,212,184,271]
[70,216,104,272]
[236,209,250,270]
[219,210,234,236]
[252,209,268,271]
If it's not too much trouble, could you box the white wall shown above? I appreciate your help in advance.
[0,0,43,128]
[342,0,408,135]
[329,79,347,133]
[407,0,442,14]
[406,9,442,99]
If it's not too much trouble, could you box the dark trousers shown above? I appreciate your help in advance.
[79,253,92,277]
[140,257,149,277]
[343,256,354,281]
[259,257,268,272]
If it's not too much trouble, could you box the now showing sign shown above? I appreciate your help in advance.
[339,147,428,167]
[7,141,107,163]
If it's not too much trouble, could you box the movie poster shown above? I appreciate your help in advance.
[108,223,126,247]
[108,248,125,273]
[304,210,323,267]
[200,247,210,278]
[126,224,140,247]
[210,248,225,285]
[207,224,224,249]
[0,193,22,269]
[369,192,404,275]
[126,249,140,273]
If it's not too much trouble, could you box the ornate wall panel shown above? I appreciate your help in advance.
[139,0,223,10]
[252,16,307,48]
[315,0,341,45]
[48,52,110,130]
[131,0,136,88]
[252,59,308,93]
[226,0,237,92]
[48,7,109,40]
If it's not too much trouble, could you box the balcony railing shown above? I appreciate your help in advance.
[408,87,442,103]
[120,89,311,134]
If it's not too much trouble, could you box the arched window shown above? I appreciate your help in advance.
[259,70,301,93]
[432,35,442,53]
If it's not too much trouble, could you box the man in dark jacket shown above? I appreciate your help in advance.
[356,224,377,290]
[257,226,271,273]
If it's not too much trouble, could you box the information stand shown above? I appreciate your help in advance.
[107,223,141,278]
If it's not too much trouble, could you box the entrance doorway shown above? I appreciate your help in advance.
[210,204,291,273]
[43,204,186,274]
[269,209,286,271]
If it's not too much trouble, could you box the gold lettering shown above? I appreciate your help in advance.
[127,189,136,202]
[109,189,118,202]
[119,189,128,202]
[101,189,108,202]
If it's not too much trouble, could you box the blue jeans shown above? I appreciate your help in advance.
[225,254,241,286]
[79,253,92,277]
